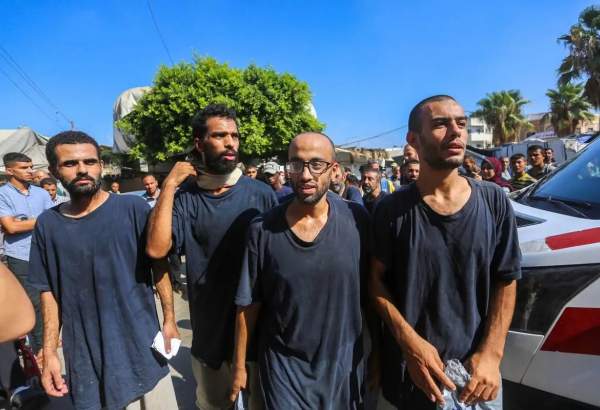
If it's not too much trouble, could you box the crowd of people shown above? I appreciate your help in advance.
[0,95,524,410]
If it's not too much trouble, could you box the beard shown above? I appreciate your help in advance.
[292,178,330,205]
[330,181,344,194]
[203,149,239,175]
[62,174,102,197]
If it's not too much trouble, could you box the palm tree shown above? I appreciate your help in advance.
[558,6,600,109]
[472,90,532,145]
[543,82,595,137]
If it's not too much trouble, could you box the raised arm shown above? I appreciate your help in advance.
[229,303,261,403]
[0,264,35,342]
[40,291,68,397]
[460,280,516,405]
[151,258,180,353]
[369,258,455,405]
[146,162,196,258]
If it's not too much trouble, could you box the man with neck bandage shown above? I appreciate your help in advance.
[146,104,277,409]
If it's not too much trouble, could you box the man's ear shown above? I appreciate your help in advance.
[4,166,14,177]
[406,131,418,147]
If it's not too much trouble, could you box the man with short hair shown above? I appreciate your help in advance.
[500,156,511,181]
[146,104,277,409]
[362,166,388,214]
[141,174,161,208]
[544,147,555,164]
[262,162,293,203]
[29,131,178,410]
[110,181,121,194]
[510,153,536,190]
[371,95,520,409]
[330,163,363,205]
[245,164,258,179]
[527,145,555,180]
[40,177,69,205]
[231,132,370,408]
[0,153,53,354]
[403,159,420,184]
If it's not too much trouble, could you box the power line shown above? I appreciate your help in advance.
[146,0,175,65]
[337,125,408,147]
[0,65,60,125]
[0,45,74,128]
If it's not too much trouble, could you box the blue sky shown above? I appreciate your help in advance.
[0,0,593,148]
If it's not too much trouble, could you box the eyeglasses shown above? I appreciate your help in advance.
[286,160,333,175]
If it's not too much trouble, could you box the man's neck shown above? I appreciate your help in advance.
[65,189,109,216]
[416,165,463,197]
[289,194,329,219]
[514,170,526,178]
[531,163,544,171]
[367,187,382,200]
[9,178,29,192]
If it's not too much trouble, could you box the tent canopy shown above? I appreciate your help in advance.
[0,128,49,174]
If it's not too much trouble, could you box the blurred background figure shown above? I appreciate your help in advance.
[481,157,513,193]
[262,161,292,203]
[40,177,69,205]
[141,174,160,208]
[244,164,258,179]
[32,170,50,186]
[402,159,420,184]
[109,181,121,194]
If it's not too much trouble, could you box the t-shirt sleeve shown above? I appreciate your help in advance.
[491,191,522,281]
[235,220,263,307]
[28,222,52,292]
[171,191,185,254]
[371,197,393,268]
[0,193,14,217]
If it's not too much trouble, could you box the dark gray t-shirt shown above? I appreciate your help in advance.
[28,195,168,410]
[372,179,521,407]
[172,176,278,367]
[236,193,370,409]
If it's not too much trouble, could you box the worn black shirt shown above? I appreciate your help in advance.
[236,193,370,409]
[172,176,277,367]
[372,179,521,407]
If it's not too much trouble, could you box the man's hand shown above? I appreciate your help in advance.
[41,350,68,397]
[229,365,247,404]
[403,335,456,405]
[460,352,501,405]
[164,162,197,187]
[162,320,180,354]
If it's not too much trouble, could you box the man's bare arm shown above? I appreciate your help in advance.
[369,258,455,405]
[40,291,68,397]
[0,264,34,342]
[146,162,196,258]
[151,258,179,352]
[0,216,36,235]
[229,303,261,403]
[460,280,517,405]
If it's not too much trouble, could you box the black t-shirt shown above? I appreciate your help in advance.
[235,193,370,409]
[28,195,168,410]
[172,176,278,367]
[363,190,388,214]
[372,179,521,407]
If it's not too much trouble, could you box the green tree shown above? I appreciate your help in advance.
[558,6,600,109]
[543,82,594,137]
[472,90,532,145]
[118,57,324,161]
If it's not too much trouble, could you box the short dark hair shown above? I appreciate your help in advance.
[527,145,544,154]
[545,147,554,152]
[408,95,457,133]
[405,159,420,166]
[3,152,32,167]
[46,131,100,170]
[510,153,526,162]
[192,104,238,140]
[361,166,381,177]
[39,177,57,187]
[141,173,157,182]
[346,174,360,186]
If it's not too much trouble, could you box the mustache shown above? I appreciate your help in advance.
[220,150,238,158]
[71,175,96,184]
[442,140,465,149]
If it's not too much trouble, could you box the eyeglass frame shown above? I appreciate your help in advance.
[285,159,335,176]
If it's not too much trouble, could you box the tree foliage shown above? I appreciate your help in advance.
[558,6,600,109]
[118,57,324,161]
[472,90,532,145]
[543,82,594,137]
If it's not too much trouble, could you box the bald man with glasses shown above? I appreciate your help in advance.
[230,132,371,409]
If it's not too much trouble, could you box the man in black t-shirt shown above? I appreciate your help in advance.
[231,132,370,409]
[146,105,277,409]
[370,95,521,409]
[361,166,387,214]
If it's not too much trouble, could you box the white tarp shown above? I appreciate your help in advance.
[113,86,151,154]
[0,128,49,174]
